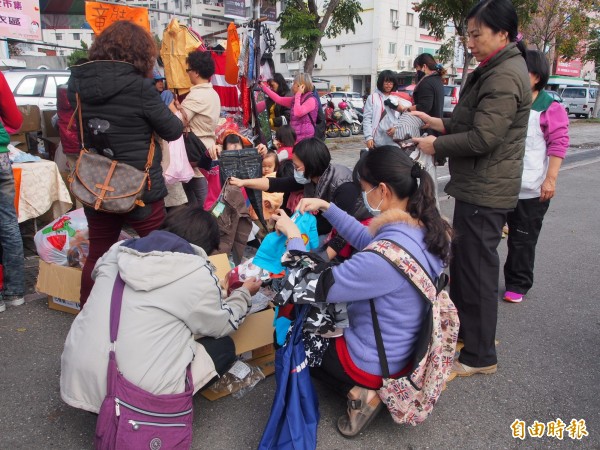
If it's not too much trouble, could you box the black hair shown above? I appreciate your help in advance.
[376,70,398,92]
[186,50,215,79]
[159,206,220,254]
[293,138,331,179]
[275,124,296,147]
[358,146,452,264]
[263,150,279,171]
[222,133,244,149]
[466,0,526,59]
[270,73,290,96]
[525,50,550,92]
[413,53,447,77]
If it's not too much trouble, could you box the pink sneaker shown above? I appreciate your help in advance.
[503,291,523,303]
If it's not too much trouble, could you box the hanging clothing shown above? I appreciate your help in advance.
[224,23,240,85]
[210,52,240,113]
[160,18,204,93]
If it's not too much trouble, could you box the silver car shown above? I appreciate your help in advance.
[3,69,71,111]
[443,85,460,117]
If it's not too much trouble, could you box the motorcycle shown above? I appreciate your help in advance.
[324,100,351,138]
[339,101,362,135]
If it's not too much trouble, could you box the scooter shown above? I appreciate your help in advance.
[339,101,362,135]
[324,100,351,138]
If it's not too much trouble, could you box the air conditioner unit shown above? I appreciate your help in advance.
[314,63,322,70]
[398,60,406,69]
[392,20,401,28]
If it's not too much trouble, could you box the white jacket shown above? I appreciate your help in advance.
[60,231,250,413]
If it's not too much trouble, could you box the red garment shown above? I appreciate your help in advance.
[240,76,251,126]
[0,72,23,131]
[328,217,373,259]
[57,85,80,154]
[335,336,410,390]
[210,52,240,113]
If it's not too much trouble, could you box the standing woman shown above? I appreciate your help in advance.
[363,70,399,148]
[412,0,532,378]
[260,73,318,143]
[68,21,183,305]
[180,50,221,207]
[265,73,292,130]
[404,53,445,121]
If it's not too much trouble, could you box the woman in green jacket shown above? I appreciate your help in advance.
[412,0,532,379]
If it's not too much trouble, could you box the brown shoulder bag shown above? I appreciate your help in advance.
[68,93,154,213]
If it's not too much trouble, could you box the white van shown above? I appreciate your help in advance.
[559,87,597,118]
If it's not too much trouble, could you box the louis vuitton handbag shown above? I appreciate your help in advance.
[68,93,154,213]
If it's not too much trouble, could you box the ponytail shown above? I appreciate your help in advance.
[407,163,453,265]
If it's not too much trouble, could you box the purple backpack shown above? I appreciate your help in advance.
[95,274,194,450]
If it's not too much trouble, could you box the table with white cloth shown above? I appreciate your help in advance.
[13,160,73,223]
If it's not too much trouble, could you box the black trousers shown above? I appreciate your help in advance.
[504,197,550,295]
[196,336,236,390]
[183,176,208,208]
[450,200,509,367]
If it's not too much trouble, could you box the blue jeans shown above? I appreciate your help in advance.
[0,153,24,297]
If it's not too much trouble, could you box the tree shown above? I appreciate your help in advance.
[584,27,600,117]
[277,0,363,74]
[67,40,89,67]
[523,0,594,66]
[413,0,537,88]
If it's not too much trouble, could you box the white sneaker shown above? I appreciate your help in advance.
[0,301,5,313]
[4,296,24,307]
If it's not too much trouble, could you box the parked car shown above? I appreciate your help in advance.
[443,84,460,117]
[544,90,568,111]
[559,86,598,118]
[3,69,71,111]
[320,91,364,110]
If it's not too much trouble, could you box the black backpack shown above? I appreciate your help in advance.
[306,88,326,141]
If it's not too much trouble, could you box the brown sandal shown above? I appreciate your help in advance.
[337,388,384,438]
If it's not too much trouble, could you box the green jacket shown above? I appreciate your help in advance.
[435,44,532,209]
[0,122,9,154]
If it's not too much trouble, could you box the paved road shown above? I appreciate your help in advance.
[0,123,598,449]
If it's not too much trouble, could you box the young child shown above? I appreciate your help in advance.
[503,50,569,303]
[251,151,283,221]
[273,125,296,162]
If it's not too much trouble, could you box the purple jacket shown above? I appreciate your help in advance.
[288,204,444,375]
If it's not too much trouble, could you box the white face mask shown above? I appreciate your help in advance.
[362,186,382,216]
[294,169,311,185]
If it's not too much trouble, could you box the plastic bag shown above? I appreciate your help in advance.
[206,360,265,399]
[164,117,194,184]
[34,208,130,268]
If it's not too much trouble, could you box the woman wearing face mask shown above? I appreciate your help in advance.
[412,0,531,380]
[270,146,452,437]
[363,70,399,149]
[230,138,367,256]
[404,54,445,122]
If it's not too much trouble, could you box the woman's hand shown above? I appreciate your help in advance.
[412,135,437,155]
[366,139,375,149]
[540,176,556,202]
[271,209,301,239]
[256,143,268,158]
[208,144,222,160]
[229,177,246,188]
[386,127,397,137]
[241,277,262,296]
[297,84,306,95]
[296,198,330,214]
[410,111,445,133]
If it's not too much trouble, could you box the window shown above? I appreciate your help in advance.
[336,45,342,52]
[418,47,438,56]
[419,18,430,29]
[55,33,63,41]
[390,9,398,23]
[404,44,412,56]
[389,42,397,55]
[15,76,44,97]
[204,19,212,26]
[280,53,286,63]
[406,13,413,26]
[73,33,80,40]
[44,76,58,98]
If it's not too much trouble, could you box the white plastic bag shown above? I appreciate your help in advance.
[164,113,194,185]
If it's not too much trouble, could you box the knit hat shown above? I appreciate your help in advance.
[153,70,165,81]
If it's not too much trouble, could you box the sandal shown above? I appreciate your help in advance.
[337,388,384,438]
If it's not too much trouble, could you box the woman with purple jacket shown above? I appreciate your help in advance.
[271,146,452,437]
[260,73,318,143]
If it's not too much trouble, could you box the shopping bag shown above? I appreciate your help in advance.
[164,134,194,184]
[258,305,319,450]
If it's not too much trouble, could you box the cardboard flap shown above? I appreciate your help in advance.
[36,260,82,303]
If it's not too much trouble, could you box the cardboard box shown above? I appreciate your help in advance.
[36,260,82,314]
[18,105,41,132]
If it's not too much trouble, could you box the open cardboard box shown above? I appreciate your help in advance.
[37,254,275,383]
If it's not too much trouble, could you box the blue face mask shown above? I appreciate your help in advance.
[294,169,311,185]
[362,186,382,216]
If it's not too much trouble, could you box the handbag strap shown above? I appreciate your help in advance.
[76,93,155,173]
[369,299,390,379]
[109,274,126,344]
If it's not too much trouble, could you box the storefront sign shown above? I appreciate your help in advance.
[556,59,583,77]
[224,0,246,20]
[0,0,42,41]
